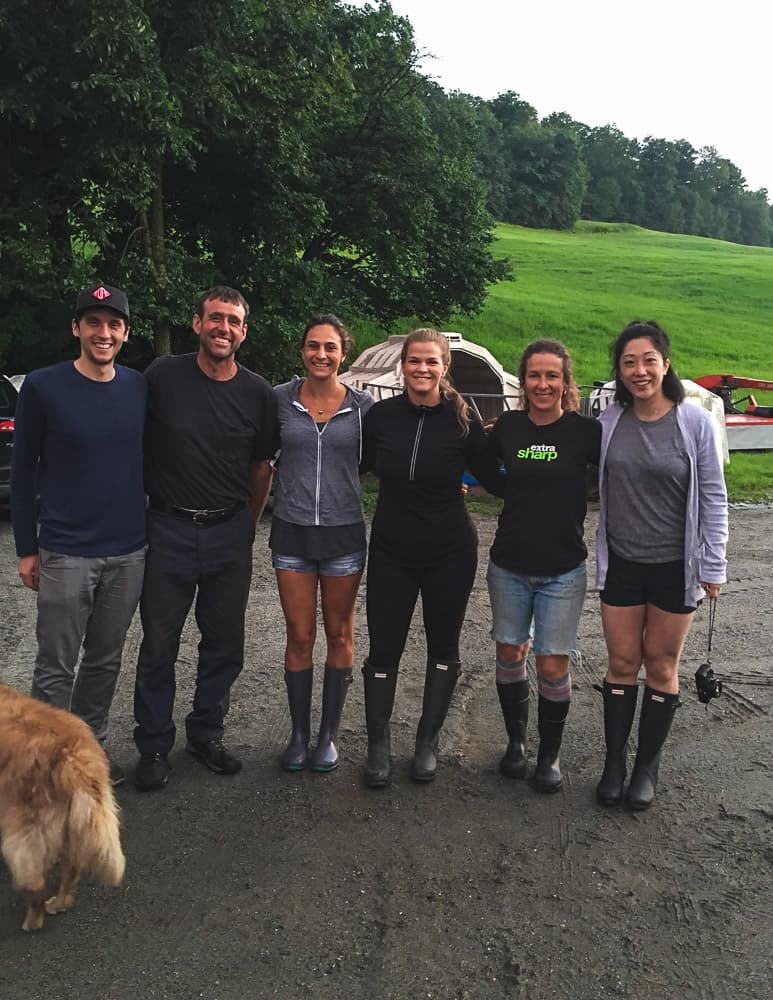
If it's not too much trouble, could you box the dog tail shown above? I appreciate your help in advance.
[67,785,126,886]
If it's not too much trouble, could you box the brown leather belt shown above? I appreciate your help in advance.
[148,497,245,527]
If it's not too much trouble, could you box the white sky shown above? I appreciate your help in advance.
[350,0,773,195]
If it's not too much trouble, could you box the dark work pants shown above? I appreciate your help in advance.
[134,508,255,755]
[365,542,478,675]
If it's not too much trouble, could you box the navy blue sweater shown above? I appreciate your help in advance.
[11,362,147,558]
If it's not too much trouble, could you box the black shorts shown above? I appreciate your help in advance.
[600,550,697,615]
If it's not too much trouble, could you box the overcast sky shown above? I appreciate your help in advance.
[351,0,773,195]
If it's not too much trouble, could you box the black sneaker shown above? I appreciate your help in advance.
[185,738,242,775]
[134,753,171,791]
[108,759,127,787]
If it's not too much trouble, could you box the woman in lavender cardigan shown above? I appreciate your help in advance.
[595,321,728,810]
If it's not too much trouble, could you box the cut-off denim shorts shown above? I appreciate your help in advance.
[272,549,367,578]
[486,559,587,656]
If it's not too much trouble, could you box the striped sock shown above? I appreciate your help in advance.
[538,671,572,702]
[496,655,527,685]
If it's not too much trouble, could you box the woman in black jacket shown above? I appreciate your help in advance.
[360,328,503,787]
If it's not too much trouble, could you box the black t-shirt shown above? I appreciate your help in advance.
[361,393,504,567]
[144,354,279,509]
[489,409,601,576]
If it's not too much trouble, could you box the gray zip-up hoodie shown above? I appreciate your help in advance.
[273,377,373,527]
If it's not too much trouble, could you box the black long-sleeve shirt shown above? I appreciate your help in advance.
[361,394,504,567]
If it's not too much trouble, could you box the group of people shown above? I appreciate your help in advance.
[10,282,728,812]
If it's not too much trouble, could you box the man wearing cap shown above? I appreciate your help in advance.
[10,283,147,785]
[132,285,278,791]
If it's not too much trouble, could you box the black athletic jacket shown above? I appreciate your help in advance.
[361,394,504,565]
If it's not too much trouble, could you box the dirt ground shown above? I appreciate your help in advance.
[0,505,771,1000]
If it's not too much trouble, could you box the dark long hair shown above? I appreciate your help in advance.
[611,320,685,406]
[518,338,580,413]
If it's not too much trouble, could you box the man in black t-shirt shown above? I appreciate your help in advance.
[133,286,278,791]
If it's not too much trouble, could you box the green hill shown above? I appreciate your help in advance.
[355,221,773,501]
[445,221,773,386]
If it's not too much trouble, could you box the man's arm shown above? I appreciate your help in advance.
[17,554,40,591]
[10,378,45,569]
[248,459,274,523]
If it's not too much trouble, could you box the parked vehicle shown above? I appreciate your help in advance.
[0,374,18,504]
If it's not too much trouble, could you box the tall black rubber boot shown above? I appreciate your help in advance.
[280,668,313,771]
[411,659,461,782]
[596,681,639,806]
[363,659,399,788]
[627,686,680,811]
[496,679,530,779]
[310,665,353,772]
[534,695,569,793]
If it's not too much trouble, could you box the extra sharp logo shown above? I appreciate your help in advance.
[517,444,558,461]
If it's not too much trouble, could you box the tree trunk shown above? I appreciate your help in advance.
[142,165,170,355]
[153,317,171,357]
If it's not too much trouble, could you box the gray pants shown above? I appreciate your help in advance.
[31,546,146,742]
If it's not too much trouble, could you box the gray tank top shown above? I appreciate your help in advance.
[605,407,689,563]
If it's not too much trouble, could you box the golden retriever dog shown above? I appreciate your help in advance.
[0,682,125,931]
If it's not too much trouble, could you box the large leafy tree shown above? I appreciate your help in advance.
[487,95,587,230]
[576,125,643,223]
[0,0,508,377]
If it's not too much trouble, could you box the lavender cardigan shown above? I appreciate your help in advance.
[595,401,728,606]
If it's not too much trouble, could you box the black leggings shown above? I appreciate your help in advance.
[365,543,478,673]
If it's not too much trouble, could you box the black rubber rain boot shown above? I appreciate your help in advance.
[310,665,353,772]
[496,679,530,779]
[280,668,313,772]
[627,686,680,811]
[363,660,399,788]
[596,681,639,806]
[534,695,570,793]
[411,659,461,782]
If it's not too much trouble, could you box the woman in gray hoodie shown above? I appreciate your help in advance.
[271,315,373,772]
[595,321,728,810]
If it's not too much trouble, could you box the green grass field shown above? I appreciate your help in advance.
[354,221,773,502]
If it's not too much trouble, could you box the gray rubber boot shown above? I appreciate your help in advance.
[627,686,680,811]
[280,668,312,771]
[310,665,353,772]
[596,681,639,806]
[411,659,461,782]
[363,659,399,788]
[496,679,529,779]
[534,695,569,793]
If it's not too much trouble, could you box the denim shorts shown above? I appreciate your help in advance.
[272,549,367,577]
[486,559,587,655]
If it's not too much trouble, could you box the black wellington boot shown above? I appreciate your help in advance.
[363,660,399,788]
[411,659,461,782]
[280,668,313,771]
[310,665,353,772]
[627,686,680,811]
[496,679,529,779]
[596,681,639,807]
[534,695,569,793]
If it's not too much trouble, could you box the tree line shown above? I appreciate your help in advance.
[477,92,772,246]
[1,1,769,377]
